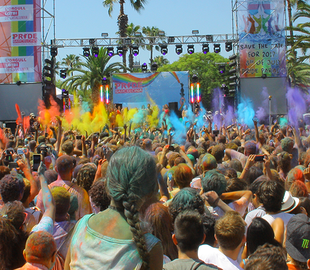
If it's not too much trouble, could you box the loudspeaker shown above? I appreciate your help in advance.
[168,102,182,118]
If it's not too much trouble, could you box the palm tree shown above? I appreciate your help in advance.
[286,51,310,91]
[61,54,80,68]
[142,26,165,64]
[286,0,306,46]
[103,0,147,66]
[153,56,169,68]
[61,54,81,76]
[290,1,310,57]
[60,47,128,105]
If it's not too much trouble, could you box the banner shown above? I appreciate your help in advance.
[12,32,41,46]
[113,71,189,109]
[0,56,34,73]
[0,0,41,84]
[238,0,286,78]
[0,4,33,22]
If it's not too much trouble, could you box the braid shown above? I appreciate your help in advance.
[107,146,158,269]
[123,199,150,269]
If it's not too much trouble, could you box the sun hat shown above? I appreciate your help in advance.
[281,191,299,213]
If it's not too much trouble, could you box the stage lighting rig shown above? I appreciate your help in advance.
[92,47,99,57]
[50,47,57,57]
[60,69,67,79]
[83,48,90,57]
[141,63,147,72]
[202,44,209,54]
[175,45,183,55]
[107,47,114,57]
[132,45,139,56]
[225,42,232,52]
[214,44,221,53]
[160,44,168,55]
[117,46,124,56]
[187,45,194,54]
[151,62,158,72]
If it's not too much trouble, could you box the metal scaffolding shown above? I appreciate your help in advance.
[41,0,55,60]
[49,34,237,48]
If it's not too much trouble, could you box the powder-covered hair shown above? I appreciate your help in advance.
[107,146,158,269]
[168,187,205,223]
[25,231,56,262]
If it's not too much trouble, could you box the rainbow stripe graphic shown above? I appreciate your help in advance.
[112,72,160,87]
[0,0,41,83]
[169,71,180,83]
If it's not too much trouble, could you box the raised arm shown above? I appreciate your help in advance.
[38,162,55,221]
[17,158,39,203]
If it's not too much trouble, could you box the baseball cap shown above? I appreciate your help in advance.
[286,214,310,262]
[281,191,299,213]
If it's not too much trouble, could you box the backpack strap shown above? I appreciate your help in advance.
[190,261,205,270]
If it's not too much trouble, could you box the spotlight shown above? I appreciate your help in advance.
[16,81,21,86]
[219,65,226,74]
[151,62,158,72]
[160,44,168,55]
[202,44,209,54]
[83,48,90,57]
[175,45,183,55]
[89,39,95,45]
[117,46,123,57]
[92,47,99,57]
[187,45,194,54]
[102,76,108,85]
[107,47,114,57]
[225,42,232,52]
[132,45,139,56]
[141,63,147,72]
[192,74,198,83]
[60,69,67,79]
[50,47,57,57]
[214,44,221,53]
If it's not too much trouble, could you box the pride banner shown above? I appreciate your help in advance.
[113,71,189,108]
[238,0,286,78]
[0,0,41,84]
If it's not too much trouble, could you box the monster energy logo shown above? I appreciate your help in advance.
[302,239,309,249]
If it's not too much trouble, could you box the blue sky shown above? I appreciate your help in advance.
[46,0,234,67]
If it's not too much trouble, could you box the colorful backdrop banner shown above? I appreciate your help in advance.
[0,0,41,84]
[238,0,286,78]
[113,71,189,109]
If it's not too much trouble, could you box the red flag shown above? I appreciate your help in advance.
[15,104,22,125]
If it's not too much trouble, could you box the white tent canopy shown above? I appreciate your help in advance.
[56,87,74,102]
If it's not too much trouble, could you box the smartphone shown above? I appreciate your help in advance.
[212,130,219,136]
[76,135,82,140]
[32,154,41,171]
[8,162,18,169]
[17,148,25,155]
[254,155,265,161]
[5,150,13,162]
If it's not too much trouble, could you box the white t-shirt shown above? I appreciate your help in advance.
[245,206,266,228]
[262,212,293,228]
[198,244,243,270]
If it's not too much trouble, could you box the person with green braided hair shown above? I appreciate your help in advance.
[65,146,163,270]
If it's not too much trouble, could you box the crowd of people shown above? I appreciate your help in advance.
[0,101,310,270]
